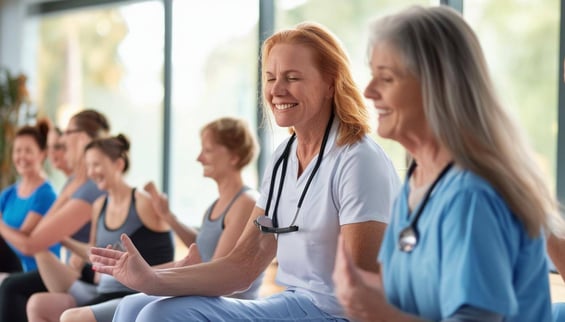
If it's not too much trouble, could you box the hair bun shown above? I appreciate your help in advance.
[115,133,130,151]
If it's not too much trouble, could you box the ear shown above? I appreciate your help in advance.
[327,83,335,99]
[229,153,240,168]
[115,158,126,172]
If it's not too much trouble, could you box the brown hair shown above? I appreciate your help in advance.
[85,134,130,172]
[201,117,258,169]
[71,109,110,139]
[16,118,50,150]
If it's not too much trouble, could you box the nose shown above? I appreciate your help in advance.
[270,78,287,96]
[364,78,380,100]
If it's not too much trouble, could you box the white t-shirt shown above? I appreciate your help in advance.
[256,120,401,317]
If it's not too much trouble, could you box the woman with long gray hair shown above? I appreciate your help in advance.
[334,5,560,322]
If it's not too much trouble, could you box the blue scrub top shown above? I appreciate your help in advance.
[378,166,552,322]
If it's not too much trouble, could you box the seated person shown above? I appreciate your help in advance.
[26,134,174,322]
[0,109,109,322]
[59,117,262,321]
[0,120,58,277]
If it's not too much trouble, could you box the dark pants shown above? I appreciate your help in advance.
[0,271,46,322]
[0,236,22,273]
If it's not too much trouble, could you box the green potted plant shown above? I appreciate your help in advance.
[0,68,35,190]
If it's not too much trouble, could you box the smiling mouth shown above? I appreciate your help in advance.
[274,103,297,110]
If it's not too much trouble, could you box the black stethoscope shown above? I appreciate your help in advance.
[398,161,454,252]
[254,113,334,234]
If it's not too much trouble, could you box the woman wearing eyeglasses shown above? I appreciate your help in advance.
[89,22,400,321]
[0,109,109,322]
[333,6,559,322]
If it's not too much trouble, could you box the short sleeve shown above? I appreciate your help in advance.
[29,182,57,216]
[439,189,519,317]
[71,179,105,204]
[0,186,10,212]
[335,139,400,225]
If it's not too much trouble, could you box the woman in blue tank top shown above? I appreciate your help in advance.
[0,120,58,275]
[26,134,174,322]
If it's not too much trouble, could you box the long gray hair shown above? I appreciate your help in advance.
[368,5,560,237]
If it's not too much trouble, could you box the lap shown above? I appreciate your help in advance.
[124,291,344,322]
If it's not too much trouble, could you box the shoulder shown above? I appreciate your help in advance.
[36,181,57,196]
[0,184,17,197]
[441,167,501,201]
[438,167,521,233]
[134,188,153,212]
[332,135,400,183]
[92,195,107,218]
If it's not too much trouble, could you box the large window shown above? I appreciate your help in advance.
[24,1,164,190]
[169,0,259,226]
[274,0,436,178]
[464,0,560,191]
[19,0,563,227]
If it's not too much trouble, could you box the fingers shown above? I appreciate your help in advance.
[185,243,202,265]
[120,234,142,257]
[144,181,159,199]
[90,246,123,260]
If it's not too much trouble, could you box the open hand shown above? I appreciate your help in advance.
[90,234,156,293]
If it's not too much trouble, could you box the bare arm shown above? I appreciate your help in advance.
[210,191,256,259]
[548,233,565,283]
[340,221,387,272]
[61,238,91,261]
[333,235,429,322]
[144,182,197,246]
[18,212,42,234]
[91,206,277,296]
[0,198,93,255]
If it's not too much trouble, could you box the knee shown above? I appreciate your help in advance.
[26,293,47,320]
[60,307,95,322]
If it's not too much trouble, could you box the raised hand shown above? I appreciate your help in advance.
[333,235,386,322]
[143,181,172,221]
[174,243,203,268]
[90,233,156,293]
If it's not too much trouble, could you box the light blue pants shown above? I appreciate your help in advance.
[554,302,565,322]
[112,290,347,322]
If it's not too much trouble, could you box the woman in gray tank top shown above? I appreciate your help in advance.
[26,134,173,322]
[101,117,264,318]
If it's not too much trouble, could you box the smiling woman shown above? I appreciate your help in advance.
[0,109,109,322]
[0,120,58,274]
[25,134,174,322]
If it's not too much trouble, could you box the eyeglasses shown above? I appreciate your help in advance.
[63,128,83,136]
[49,143,65,151]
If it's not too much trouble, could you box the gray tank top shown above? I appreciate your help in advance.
[195,186,263,299]
[96,188,174,294]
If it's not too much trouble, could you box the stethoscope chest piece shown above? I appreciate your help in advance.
[398,226,418,252]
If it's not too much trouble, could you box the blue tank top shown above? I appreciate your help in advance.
[96,188,174,293]
[195,186,263,299]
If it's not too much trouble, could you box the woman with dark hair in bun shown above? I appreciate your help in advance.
[0,109,110,322]
[0,119,59,277]
[26,134,174,322]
